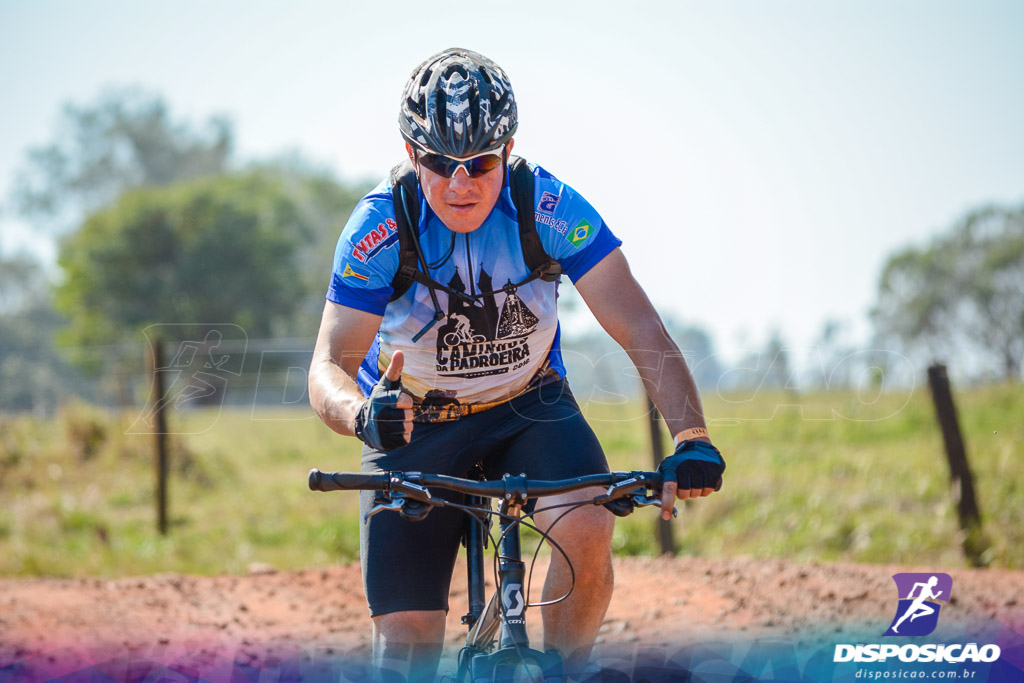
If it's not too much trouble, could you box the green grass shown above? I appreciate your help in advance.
[0,384,1021,578]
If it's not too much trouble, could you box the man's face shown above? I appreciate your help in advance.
[407,140,513,234]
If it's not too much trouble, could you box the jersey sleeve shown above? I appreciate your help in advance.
[529,165,622,283]
[326,186,401,315]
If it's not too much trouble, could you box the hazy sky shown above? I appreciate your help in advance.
[1,1,1022,364]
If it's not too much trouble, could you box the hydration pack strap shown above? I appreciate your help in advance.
[509,157,562,283]
[389,161,422,303]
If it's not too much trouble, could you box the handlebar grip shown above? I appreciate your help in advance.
[308,469,389,492]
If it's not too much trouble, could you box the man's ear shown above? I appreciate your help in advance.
[404,142,420,179]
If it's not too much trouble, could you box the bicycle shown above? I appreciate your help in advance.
[443,331,488,346]
[307,467,673,682]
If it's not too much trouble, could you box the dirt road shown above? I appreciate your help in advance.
[2,556,1022,672]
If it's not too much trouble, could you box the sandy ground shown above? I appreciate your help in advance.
[2,555,1023,673]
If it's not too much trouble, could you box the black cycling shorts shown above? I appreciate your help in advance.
[358,378,609,617]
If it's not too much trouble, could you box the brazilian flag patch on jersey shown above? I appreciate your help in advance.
[567,219,591,248]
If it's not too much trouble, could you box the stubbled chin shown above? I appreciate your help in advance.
[444,217,485,233]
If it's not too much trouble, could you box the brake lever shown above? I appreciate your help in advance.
[630,493,678,518]
[593,478,641,505]
[364,496,406,523]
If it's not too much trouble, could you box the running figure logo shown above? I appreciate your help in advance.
[883,573,952,636]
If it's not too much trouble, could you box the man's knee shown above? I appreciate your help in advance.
[373,609,446,644]
[372,610,446,682]
[539,489,615,560]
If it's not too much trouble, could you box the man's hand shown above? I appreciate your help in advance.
[656,440,725,520]
[353,351,414,452]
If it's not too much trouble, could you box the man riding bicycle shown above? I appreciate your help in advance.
[308,48,726,680]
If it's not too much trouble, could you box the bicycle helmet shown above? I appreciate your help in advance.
[399,48,518,157]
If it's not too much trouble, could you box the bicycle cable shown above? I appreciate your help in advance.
[490,506,577,611]
[521,500,599,609]
[491,499,605,682]
[443,498,573,681]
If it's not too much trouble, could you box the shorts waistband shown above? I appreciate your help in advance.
[411,365,562,424]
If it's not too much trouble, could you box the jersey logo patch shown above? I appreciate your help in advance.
[535,212,569,235]
[342,263,370,282]
[537,191,560,214]
[352,219,398,263]
[567,219,592,248]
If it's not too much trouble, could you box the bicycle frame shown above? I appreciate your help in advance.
[458,494,563,682]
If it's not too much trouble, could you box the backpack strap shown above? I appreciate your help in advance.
[388,161,422,302]
[509,156,562,282]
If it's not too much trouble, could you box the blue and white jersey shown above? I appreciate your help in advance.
[326,161,621,416]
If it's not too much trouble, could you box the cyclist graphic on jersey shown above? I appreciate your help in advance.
[433,269,539,379]
[443,313,485,346]
[891,576,943,634]
[435,268,496,346]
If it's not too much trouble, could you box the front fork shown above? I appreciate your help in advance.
[497,499,529,649]
[462,494,530,649]
[462,493,488,628]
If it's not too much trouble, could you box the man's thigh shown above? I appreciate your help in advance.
[482,380,610,484]
[359,419,481,617]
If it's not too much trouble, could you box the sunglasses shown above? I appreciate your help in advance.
[416,145,506,179]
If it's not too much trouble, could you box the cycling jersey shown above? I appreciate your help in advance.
[326,161,621,419]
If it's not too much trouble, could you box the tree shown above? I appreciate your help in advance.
[56,171,313,348]
[5,89,369,410]
[249,154,374,332]
[10,88,232,234]
[0,253,66,412]
[872,204,1024,381]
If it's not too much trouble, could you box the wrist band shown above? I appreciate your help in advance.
[673,427,709,446]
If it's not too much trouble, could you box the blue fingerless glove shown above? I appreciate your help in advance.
[658,440,725,492]
[353,375,408,452]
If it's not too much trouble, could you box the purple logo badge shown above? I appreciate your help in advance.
[883,573,952,636]
[537,191,560,214]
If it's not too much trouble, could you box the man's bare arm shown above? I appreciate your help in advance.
[308,301,385,436]
[575,248,708,443]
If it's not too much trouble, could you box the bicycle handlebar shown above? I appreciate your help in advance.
[308,468,660,501]
[308,470,387,492]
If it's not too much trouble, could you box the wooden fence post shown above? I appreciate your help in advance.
[646,393,677,556]
[150,338,169,536]
[926,364,988,566]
